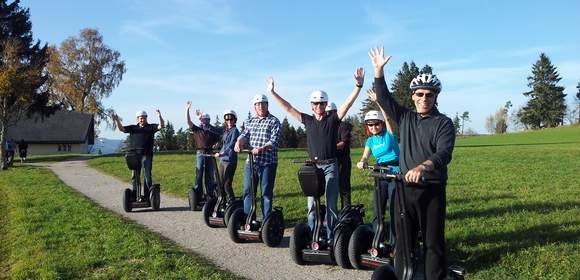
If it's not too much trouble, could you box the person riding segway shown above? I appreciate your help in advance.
[185,101,221,211]
[229,93,284,247]
[113,110,164,212]
[202,109,243,227]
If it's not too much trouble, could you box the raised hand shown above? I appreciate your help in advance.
[267,76,275,92]
[367,88,377,102]
[185,101,192,110]
[195,109,202,118]
[112,112,119,121]
[368,47,392,71]
[354,67,365,87]
[155,109,161,116]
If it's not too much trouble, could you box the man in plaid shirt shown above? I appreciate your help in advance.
[234,94,281,220]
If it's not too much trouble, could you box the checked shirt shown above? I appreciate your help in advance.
[239,113,281,166]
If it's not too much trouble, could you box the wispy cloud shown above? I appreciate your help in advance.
[120,0,250,45]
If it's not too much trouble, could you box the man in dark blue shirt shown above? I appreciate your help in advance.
[369,47,456,280]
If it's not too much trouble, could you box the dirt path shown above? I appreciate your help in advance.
[38,158,373,280]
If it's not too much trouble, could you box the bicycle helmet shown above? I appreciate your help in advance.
[253,94,268,104]
[325,102,337,112]
[310,90,328,103]
[409,74,442,93]
[135,110,148,117]
[364,110,385,122]
[223,109,237,119]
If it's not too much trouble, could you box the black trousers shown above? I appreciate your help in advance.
[394,183,447,280]
[219,160,237,201]
[337,155,351,209]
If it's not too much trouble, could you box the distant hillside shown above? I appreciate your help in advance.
[456,125,580,147]
[90,138,123,155]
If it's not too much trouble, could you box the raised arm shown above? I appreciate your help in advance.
[185,101,195,128]
[337,67,365,120]
[356,147,372,169]
[368,47,407,125]
[156,109,164,130]
[112,112,125,133]
[367,88,394,134]
[267,76,302,122]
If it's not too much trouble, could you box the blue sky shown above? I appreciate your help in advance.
[22,0,580,139]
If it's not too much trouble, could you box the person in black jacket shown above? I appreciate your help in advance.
[369,47,456,280]
[325,102,353,209]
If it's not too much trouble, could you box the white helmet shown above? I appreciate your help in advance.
[364,110,385,122]
[310,90,328,103]
[253,94,268,104]
[136,110,148,117]
[325,102,337,112]
[200,113,210,120]
[409,74,442,93]
[223,109,237,119]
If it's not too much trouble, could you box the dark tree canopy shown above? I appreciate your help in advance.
[517,53,566,129]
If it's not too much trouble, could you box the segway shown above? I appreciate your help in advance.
[201,154,243,228]
[227,150,285,247]
[349,165,396,269]
[122,149,161,212]
[289,159,365,268]
[188,152,216,211]
[370,171,465,280]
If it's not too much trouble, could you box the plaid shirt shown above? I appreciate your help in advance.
[239,113,281,166]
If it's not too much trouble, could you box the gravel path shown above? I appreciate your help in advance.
[39,158,373,280]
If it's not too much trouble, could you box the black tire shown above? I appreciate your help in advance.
[150,186,160,211]
[348,224,374,269]
[123,188,133,212]
[224,200,242,226]
[289,223,310,265]
[262,210,285,247]
[202,197,218,227]
[335,226,354,269]
[189,190,203,211]
[188,190,195,211]
[227,208,245,243]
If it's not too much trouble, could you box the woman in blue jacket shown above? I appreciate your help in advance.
[214,109,240,202]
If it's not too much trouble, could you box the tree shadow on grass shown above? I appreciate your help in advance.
[447,193,517,205]
[448,220,580,274]
[447,201,579,221]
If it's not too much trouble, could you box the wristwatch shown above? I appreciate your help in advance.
[421,163,431,172]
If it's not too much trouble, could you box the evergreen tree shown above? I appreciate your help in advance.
[576,82,580,123]
[279,117,298,148]
[421,64,433,74]
[0,0,57,170]
[295,126,307,148]
[517,53,566,129]
[213,114,222,127]
[453,113,461,134]
[391,62,420,110]
[155,121,177,150]
[175,128,189,150]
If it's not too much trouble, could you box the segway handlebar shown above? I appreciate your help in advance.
[363,166,405,181]
[198,152,217,158]
[292,158,331,164]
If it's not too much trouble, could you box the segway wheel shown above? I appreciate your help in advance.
[289,223,310,265]
[348,224,374,269]
[335,226,354,269]
[224,199,242,226]
[150,185,161,211]
[202,197,218,227]
[262,210,284,247]
[227,208,245,243]
[123,188,133,212]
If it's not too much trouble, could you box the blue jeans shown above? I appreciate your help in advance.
[132,154,153,196]
[373,178,396,248]
[307,162,339,240]
[194,151,215,195]
[243,162,277,220]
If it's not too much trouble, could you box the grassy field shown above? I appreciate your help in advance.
[88,125,580,279]
[0,166,240,280]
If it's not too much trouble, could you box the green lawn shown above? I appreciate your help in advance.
[88,125,580,279]
[0,166,240,280]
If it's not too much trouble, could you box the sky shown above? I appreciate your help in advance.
[21,0,580,139]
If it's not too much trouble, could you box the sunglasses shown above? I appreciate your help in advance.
[366,122,382,128]
[414,92,435,98]
[224,118,235,121]
[311,102,327,106]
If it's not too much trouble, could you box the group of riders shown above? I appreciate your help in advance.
[113,48,456,280]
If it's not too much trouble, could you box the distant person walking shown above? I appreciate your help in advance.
[18,139,28,163]
[4,138,16,166]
